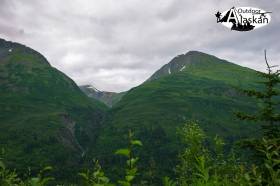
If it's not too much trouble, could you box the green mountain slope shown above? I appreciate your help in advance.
[148,51,260,86]
[0,39,108,179]
[95,51,262,180]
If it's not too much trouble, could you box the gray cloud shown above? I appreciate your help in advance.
[0,0,279,92]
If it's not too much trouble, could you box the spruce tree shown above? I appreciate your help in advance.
[236,50,280,138]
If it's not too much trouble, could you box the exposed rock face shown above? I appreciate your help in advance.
[59,114,84,155]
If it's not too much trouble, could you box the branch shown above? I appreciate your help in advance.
[264,50,271,74]
[264,50,279,73]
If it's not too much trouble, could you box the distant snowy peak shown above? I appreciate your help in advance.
[79,84,125,107]
[85,85,100,92]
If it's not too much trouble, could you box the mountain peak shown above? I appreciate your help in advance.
[0,38,49,65]
[0,38,107,176]
[147,51,230,81]
[79,85,125,107]
[82,84,100,92]
[173,50,218,62]
[173,50,211,58]
[186,50,204,55]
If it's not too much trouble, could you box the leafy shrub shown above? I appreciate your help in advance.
[78,160,113,186]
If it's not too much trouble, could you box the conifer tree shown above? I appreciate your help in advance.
[236,50,280,138]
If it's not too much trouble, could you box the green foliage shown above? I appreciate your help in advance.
[0,156,53,186]
[233,52,280,184]
[0,160,22,186]
[0,39,108,182]
[230,138,280,185]
[173,121,280,186]
[0,149,22,185]
[255,138,280,185]
[162,177,176,186]
[175,122,234,185]
[1,40,279,185]
[79,160,113,186]
[24,166,54,186]
[78,131,142,186]
[236,50,280,138]
[115,130,142,186]
[176,122,208,185]
[95,51,261,180]
[1,123,280,186]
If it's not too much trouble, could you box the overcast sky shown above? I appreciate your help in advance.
[0,0,279,92]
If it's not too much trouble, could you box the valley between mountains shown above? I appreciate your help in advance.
[0,38,263,183]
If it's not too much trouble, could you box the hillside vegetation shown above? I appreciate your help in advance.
[1,39,279,185]
[0,39,107,180]
[94,51,263,180]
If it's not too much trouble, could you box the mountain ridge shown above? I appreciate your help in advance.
[0,38,264,183]
[0,38,49,65]
[0,38,107,180]
[94,50,261,181]
[147,50,253,82]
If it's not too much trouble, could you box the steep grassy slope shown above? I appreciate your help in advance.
[148,51,260,86]
[95,51,262,180]
[0,39,107,179]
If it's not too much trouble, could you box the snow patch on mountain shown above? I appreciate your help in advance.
[87,85,100,92]
[180,66,186,71]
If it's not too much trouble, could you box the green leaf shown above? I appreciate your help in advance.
[41,177,55,185]
[99,176,110,183]
[78,172,88,180]
[125,175,135,182]
[115,149,130,157]
[0,160,5,169]
[118,180,130,186]
[42,166,52,173]
[30,177,40,185]
[126,167,137,175]
[131,140,142,146]
[244,173,250,181]
[264,163,272,170]
[130,158,139,167]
